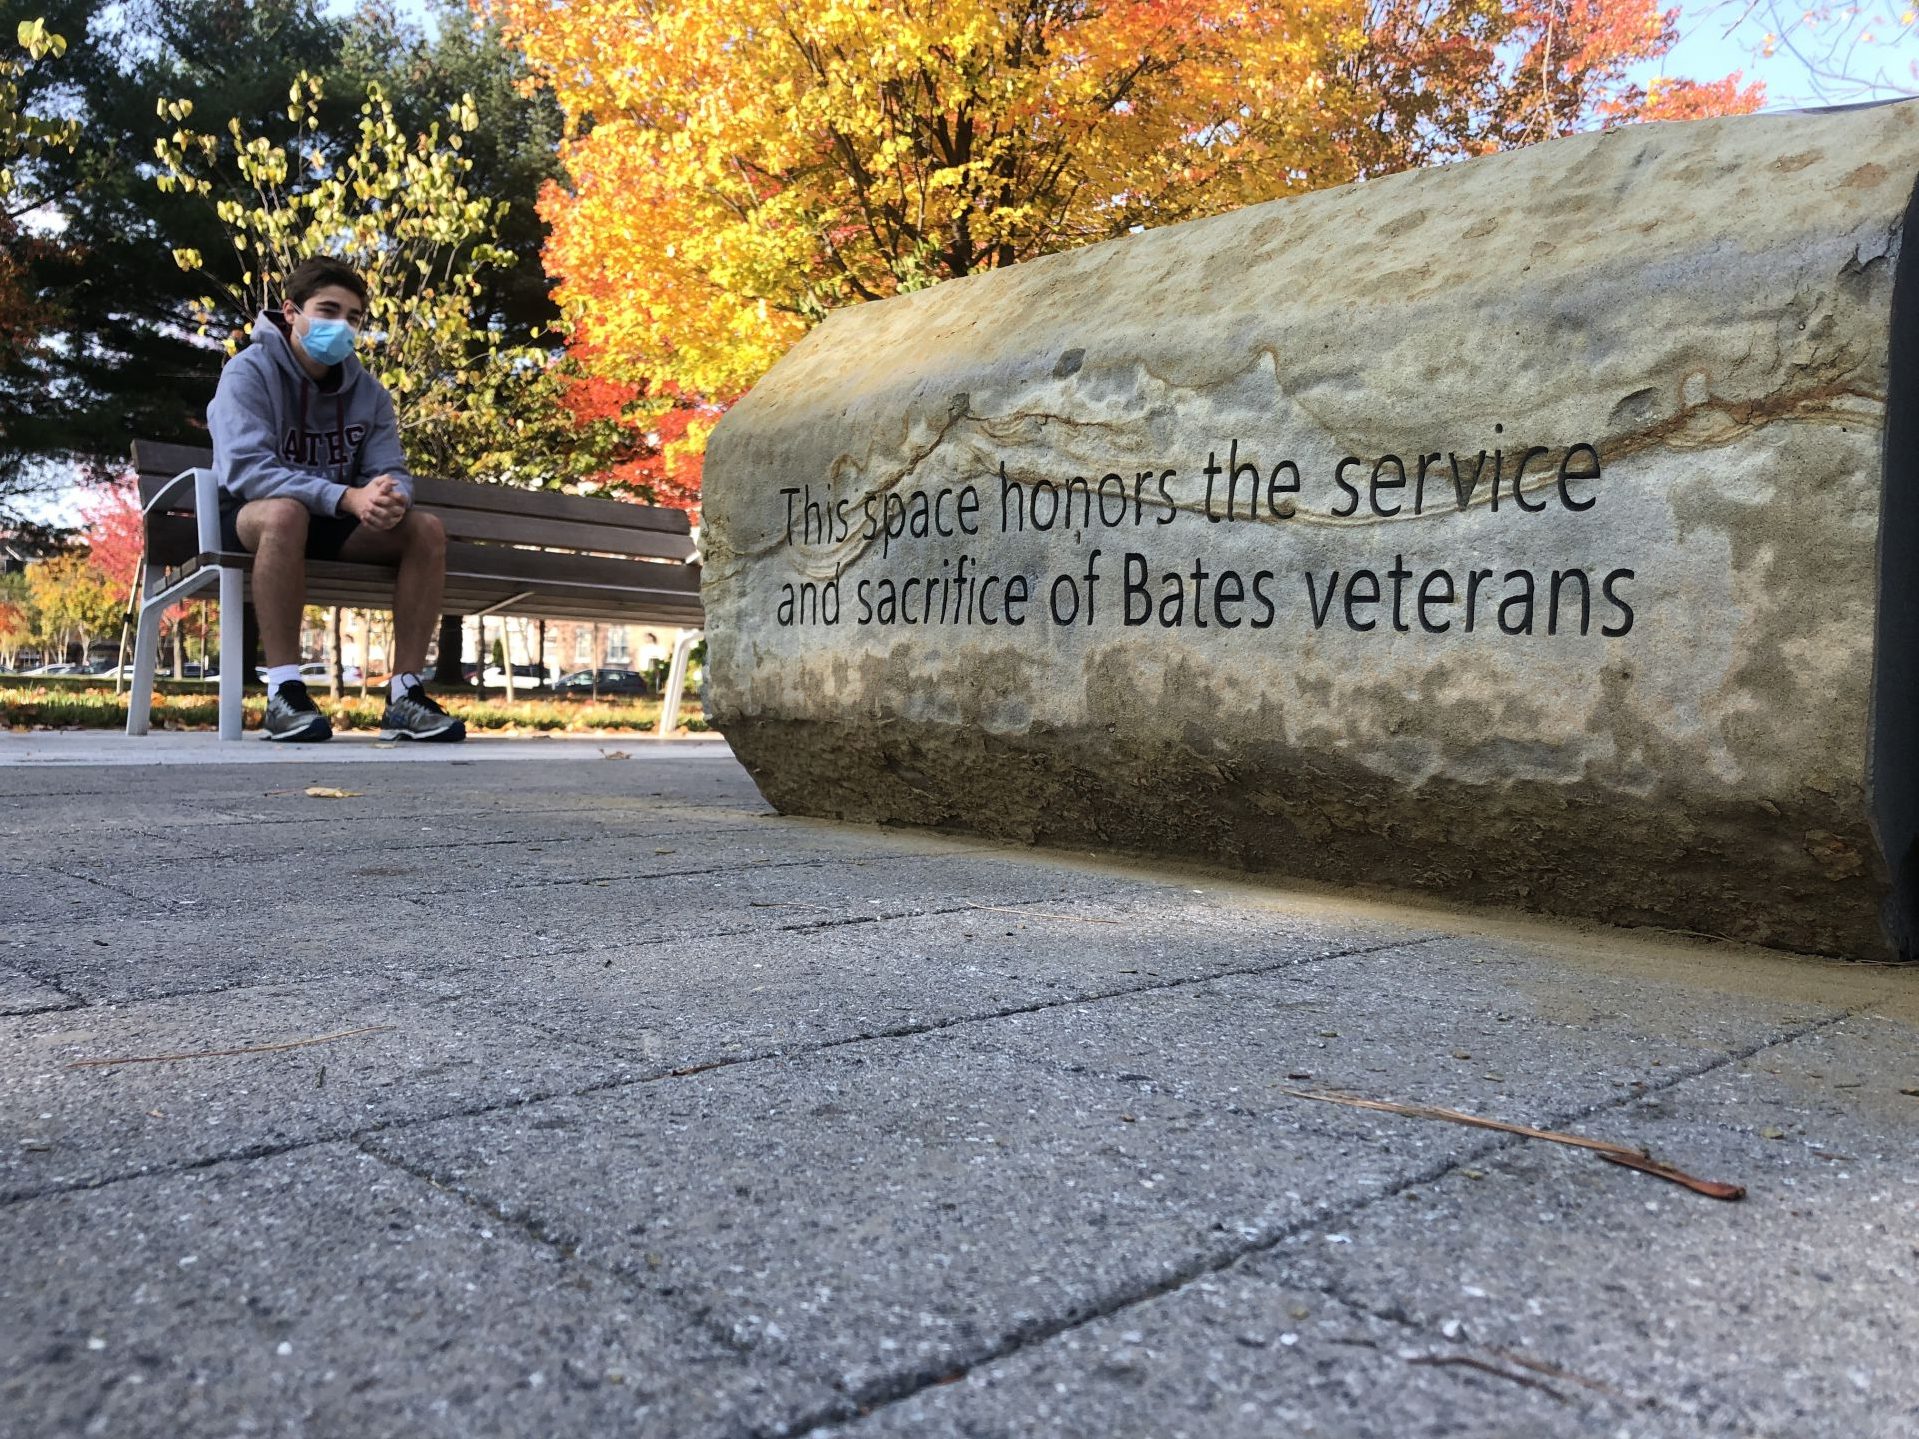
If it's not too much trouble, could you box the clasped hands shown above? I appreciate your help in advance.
[340,474,408,531]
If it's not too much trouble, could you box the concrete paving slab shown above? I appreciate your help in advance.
[419,851,1139,959]
[93,819,1001,912]
[0,962,74,1016]
[0,869,154,926]
[1262,1011,1919,1439]
[363,1037,1348,1398]
[83,809,785,867]
[3,740,1916,1438]
[0,1144,831,1439]
[825,1271,1634,1439]
[3,978,632,1200]
[0,855,1132,1007]
[0,895,508,1004]
[0,782,768,841]
[0,731,736,767]
[404,890,1427,1073]
[942,936,1851,1132]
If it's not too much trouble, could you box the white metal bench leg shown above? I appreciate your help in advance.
[218,564,245,740]
[656,630,701,738]
[125,593,165,737]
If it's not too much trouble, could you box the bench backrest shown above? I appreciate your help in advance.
[131,440,698,568]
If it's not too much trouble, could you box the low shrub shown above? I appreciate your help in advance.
[0,679,707,734]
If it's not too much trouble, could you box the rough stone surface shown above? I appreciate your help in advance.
[701,104,1919,960]
[3,739,1916,1438]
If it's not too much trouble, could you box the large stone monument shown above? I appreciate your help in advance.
[700,102,1919,962]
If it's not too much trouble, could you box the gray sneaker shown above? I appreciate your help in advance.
[262,679,332,742]
[380,682,466,742]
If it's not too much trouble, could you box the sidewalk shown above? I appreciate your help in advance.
[2,741,1914,1437]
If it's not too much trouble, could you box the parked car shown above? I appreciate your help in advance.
[23,662,81,676]
[480,663,548,690]
[555,667,653,696]
[252,662,363,684]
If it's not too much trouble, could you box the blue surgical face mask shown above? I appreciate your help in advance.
[299,316,357,366]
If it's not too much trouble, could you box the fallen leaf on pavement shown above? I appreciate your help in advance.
[600,749,631,760]
[304,786,362,799]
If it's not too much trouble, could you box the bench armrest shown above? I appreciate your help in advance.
[143,467,223,556]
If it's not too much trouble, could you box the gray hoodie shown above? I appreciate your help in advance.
[206,311,414,517]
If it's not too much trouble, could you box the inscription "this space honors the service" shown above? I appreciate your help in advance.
[775,433,1635,640]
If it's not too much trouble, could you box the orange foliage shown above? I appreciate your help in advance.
[492,0,1763,511]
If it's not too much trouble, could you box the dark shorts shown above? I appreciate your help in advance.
[219,500,362,561]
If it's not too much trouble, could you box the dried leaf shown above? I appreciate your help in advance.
[304,786,362,799]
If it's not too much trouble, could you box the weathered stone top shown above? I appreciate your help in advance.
[703,103,1919,960]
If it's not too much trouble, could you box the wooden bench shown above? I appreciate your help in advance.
[124,439,704,740]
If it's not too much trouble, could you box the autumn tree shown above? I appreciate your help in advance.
[0,571,29,668]
[497,0,1348,406]
[24,550,118,659]
[492,0,1763,494]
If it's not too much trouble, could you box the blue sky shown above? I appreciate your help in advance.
[1645,1,1918,108]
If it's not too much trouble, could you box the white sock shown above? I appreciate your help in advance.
[390,672,420,701]
[266,664,302,698]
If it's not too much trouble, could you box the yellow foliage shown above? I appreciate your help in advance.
[492,0,1358,401]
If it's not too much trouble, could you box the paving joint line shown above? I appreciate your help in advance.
[390,932,1441,1085]
[343,1133,839,1421]
[797,1007,1862,1435]
[0,922,1426,1207]
[18,886,1144,1008]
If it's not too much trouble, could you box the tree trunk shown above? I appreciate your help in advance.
[536,618,547,691]
[242,602,261,688]
[503,617,518,701]
[592,623,605,701]
[171,621,183,680]
[436,611,464,692]
[322,607,339,698]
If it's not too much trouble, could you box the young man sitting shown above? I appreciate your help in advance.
[206,256,464,742]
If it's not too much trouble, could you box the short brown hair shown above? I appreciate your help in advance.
[285,256,369,309]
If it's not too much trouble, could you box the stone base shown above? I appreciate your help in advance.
[728,714,1897,960]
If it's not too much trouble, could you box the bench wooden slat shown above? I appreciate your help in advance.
[424,507,694,560]
[132,438,216,483]
[167,544,702,602]
[412,476,690,535]
[134,441,693,543]
[162,559,705,627]
[144,488,694,562]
